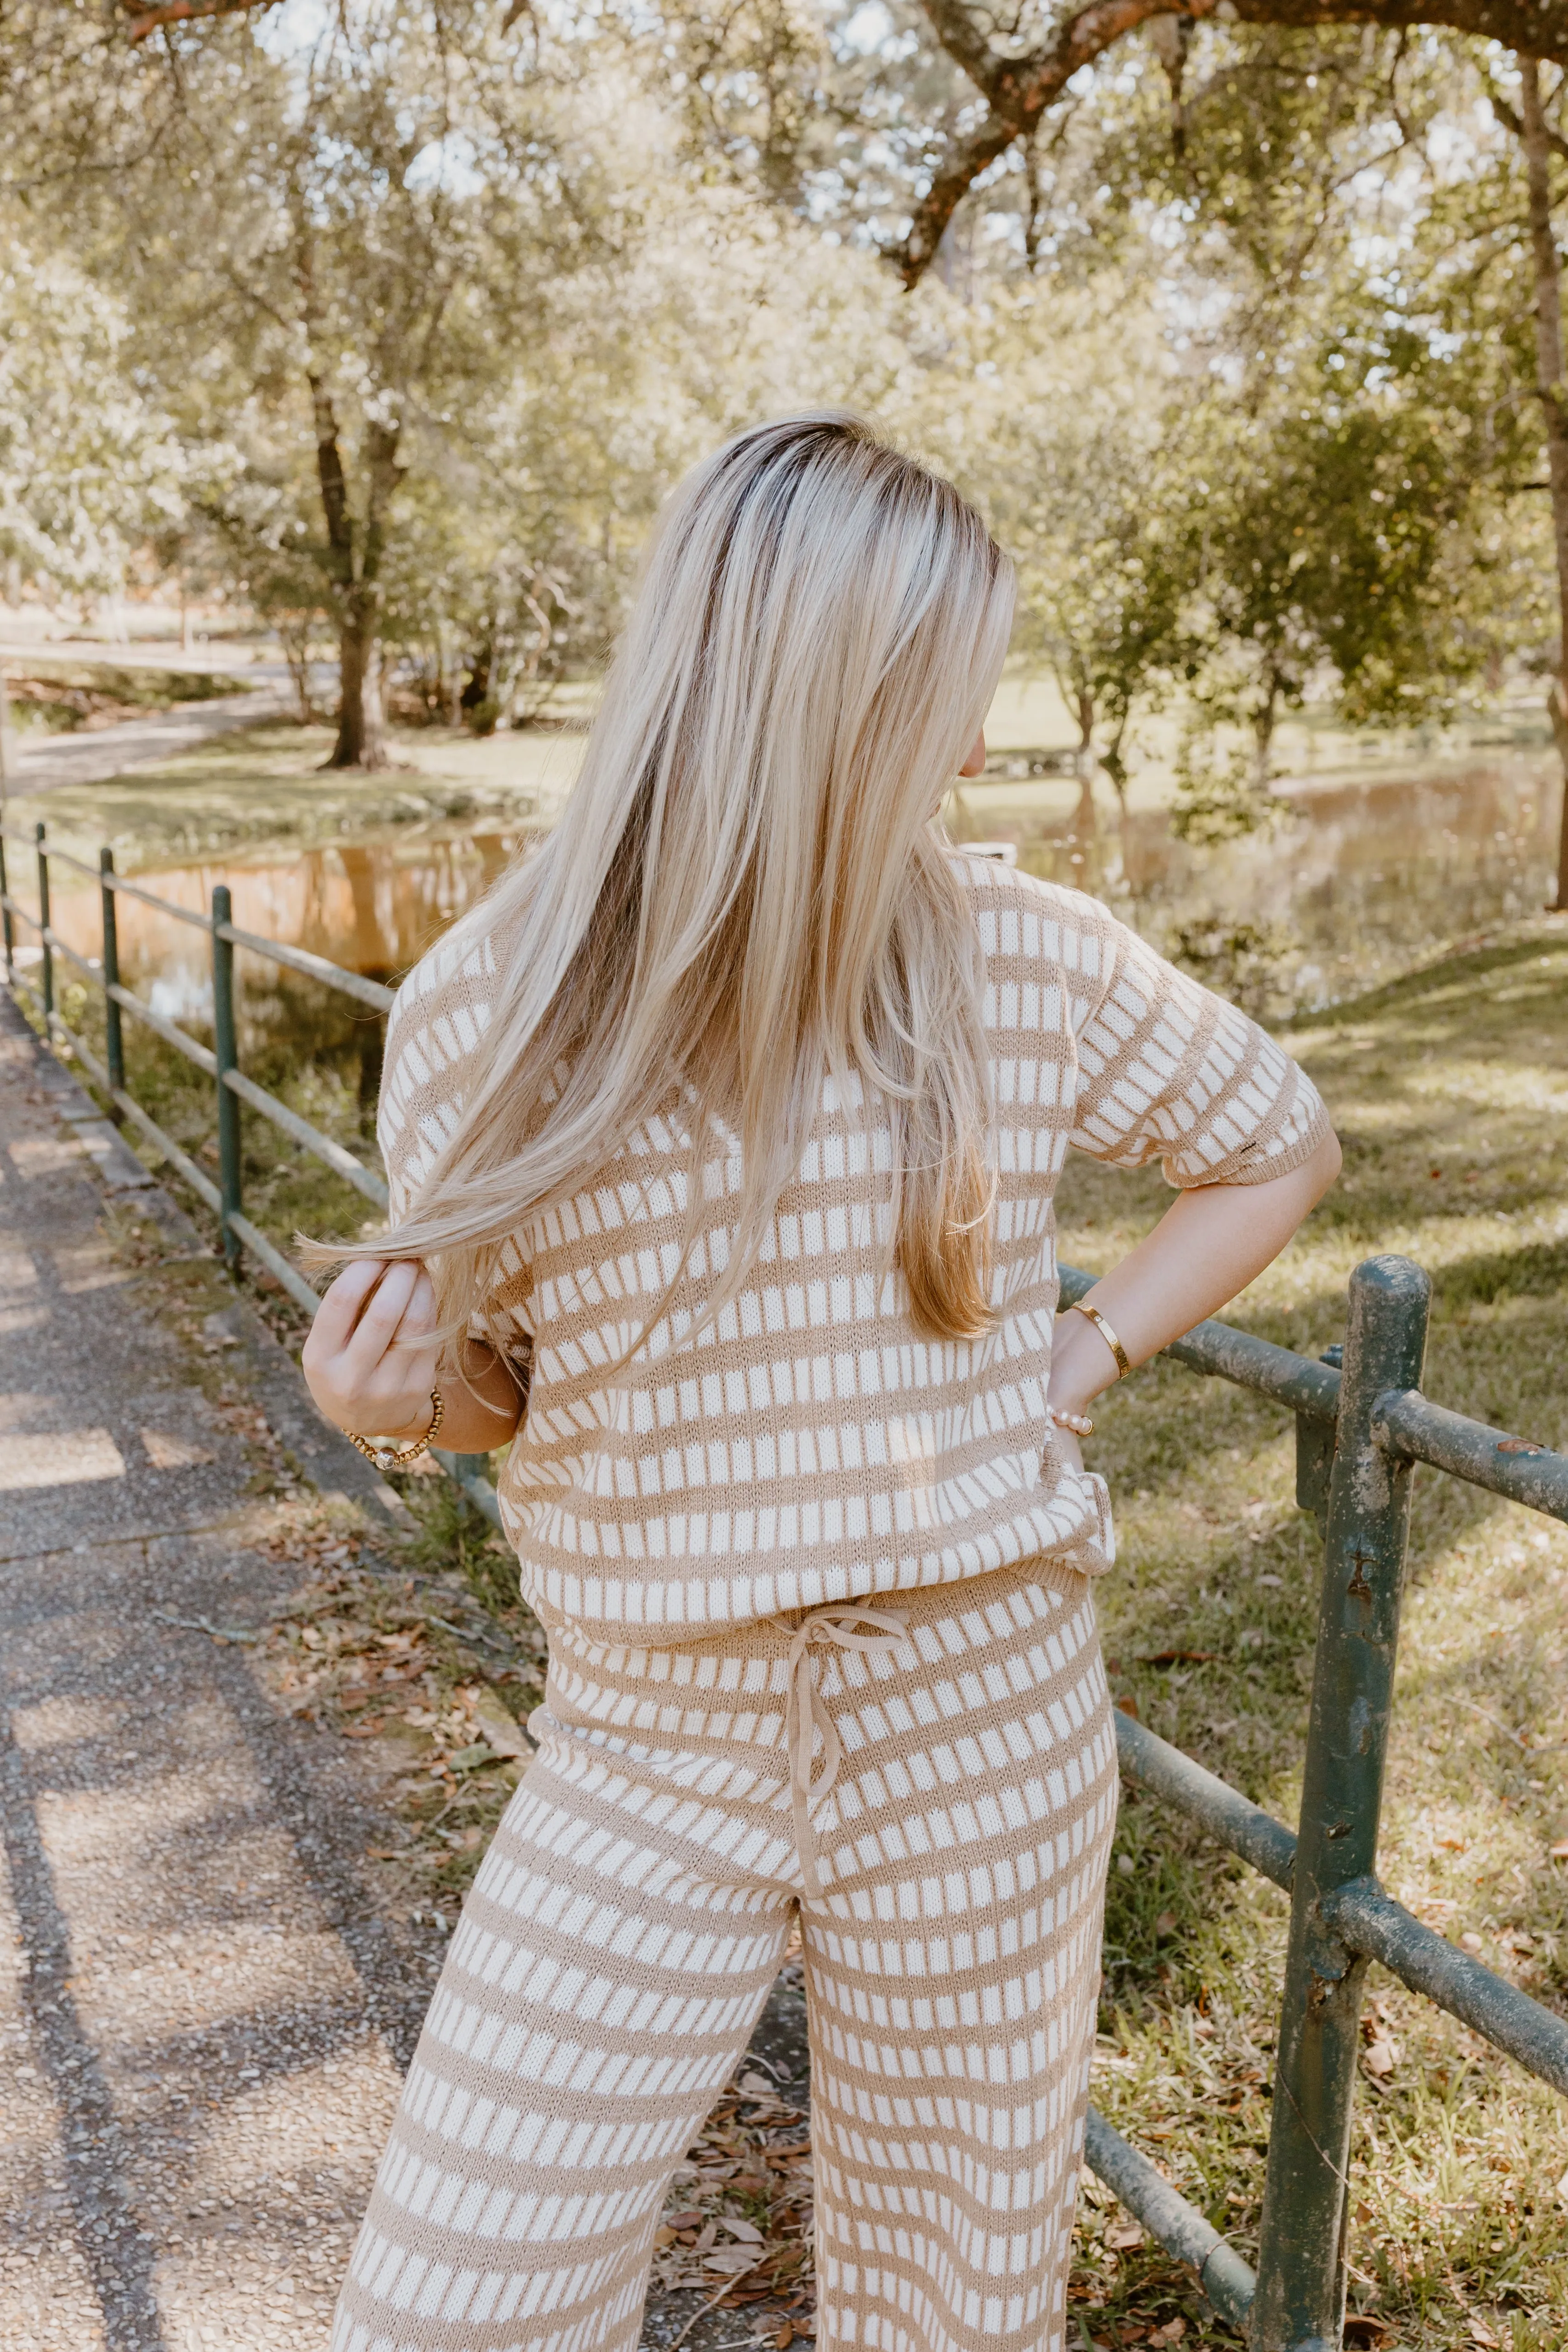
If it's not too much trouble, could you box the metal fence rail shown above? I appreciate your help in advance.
[1059,1257,1568,2343]
[0,816,495,1535]
[3,818,1566,2346]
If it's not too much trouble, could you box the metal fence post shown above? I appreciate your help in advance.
[34,821,52,1024]
[100,849,125,1103]
[1252,1256,1431,2352]
[211,883,242,1272]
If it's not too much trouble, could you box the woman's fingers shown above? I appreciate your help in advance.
[389,1270,439,1356]
[305,1257,388,1363]
[298,1256,444,1438]
[341,1260,421,1377]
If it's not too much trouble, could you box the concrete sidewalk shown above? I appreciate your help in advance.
[0,993,434,2352]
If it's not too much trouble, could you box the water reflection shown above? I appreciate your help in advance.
[961,756,1559,1013]
[35,754,1561,1026]
[41,828,533,1023]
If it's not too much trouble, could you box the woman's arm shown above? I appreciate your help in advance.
[301,1257,526,1454]
[1047,1126,1342,1422]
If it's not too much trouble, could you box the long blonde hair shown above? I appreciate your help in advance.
[324,412,1015,1347]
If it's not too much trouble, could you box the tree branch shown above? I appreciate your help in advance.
[1488,74,1568,161]
[124,0,277,43]
[900,0,1568,282]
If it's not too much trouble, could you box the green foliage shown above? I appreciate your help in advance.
[0,242,192,604]
[1168,727,1293,846]
[0,0,1563,806]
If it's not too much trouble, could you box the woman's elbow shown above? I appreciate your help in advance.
[1305,1124,1342,1200]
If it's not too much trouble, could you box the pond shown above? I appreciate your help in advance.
[28,750,1561,1031]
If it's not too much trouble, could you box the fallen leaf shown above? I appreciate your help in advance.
[1459,1931,1485,1955]
[719,2216,765,2245]
[1362,2039,1396,2077]
[737,2072,776,2098]
[707,2248,761,2274]
[446,1741,494,1773]
[341,1717,386,1739]
[1549,1840,1568,1862]
[140,1429,216,1469]
[1104,2220,1145,2250]
[1467,2320,1500,2349]
[471,1689,533,1759]
[1555,2166,1568,2207]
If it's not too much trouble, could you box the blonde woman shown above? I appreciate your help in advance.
[303,412,1339,2352]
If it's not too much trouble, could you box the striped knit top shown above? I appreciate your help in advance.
[378,858,1328,1639]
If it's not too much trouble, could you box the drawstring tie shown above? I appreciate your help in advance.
[778,1604,909,1898]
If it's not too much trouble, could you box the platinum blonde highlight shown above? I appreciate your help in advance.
[309,412,1015,1348]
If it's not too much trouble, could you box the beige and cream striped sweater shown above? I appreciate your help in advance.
[379,858,1327,1638]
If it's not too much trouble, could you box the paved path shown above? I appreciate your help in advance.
[5,681,295,798]
[0,993,436,2352]
[0,991,809,2352]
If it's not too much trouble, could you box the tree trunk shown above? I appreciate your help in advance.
[334,593,390,770]
[1100,714,1131,817]
[1519,57,1568,910]
[1251,669,1281,790]
[309,366,397,773]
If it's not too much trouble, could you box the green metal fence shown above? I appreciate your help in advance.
[4,815,1567,2347]
[0,818,500,1522]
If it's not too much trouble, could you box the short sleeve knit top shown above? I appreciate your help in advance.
[378,857,1329,1640]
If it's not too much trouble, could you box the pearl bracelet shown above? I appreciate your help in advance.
[1048,1403,1094,1439]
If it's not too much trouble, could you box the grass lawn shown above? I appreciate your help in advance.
[7,718,585,869]
[1064,916,1568,2347]
[28,906,1568,2349]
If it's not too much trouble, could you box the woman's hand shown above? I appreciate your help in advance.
[302,1258,441,1441]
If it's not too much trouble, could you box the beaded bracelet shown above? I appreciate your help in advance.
[1047,1403,1094,1439]
[344,1387,445,1472]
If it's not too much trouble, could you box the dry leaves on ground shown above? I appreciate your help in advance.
[253,1510,547,1888]
[652,2066,817,2338]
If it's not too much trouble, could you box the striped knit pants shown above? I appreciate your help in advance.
[331,1562,1118,2352]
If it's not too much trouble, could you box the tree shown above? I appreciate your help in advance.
[83,0,601,767]
[968,301,1195,807]
[1489,57,1568,906]
[0,238,191,615]
[894,0,1568,286]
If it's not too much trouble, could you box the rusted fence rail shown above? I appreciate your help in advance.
[4,815,1567,2347]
